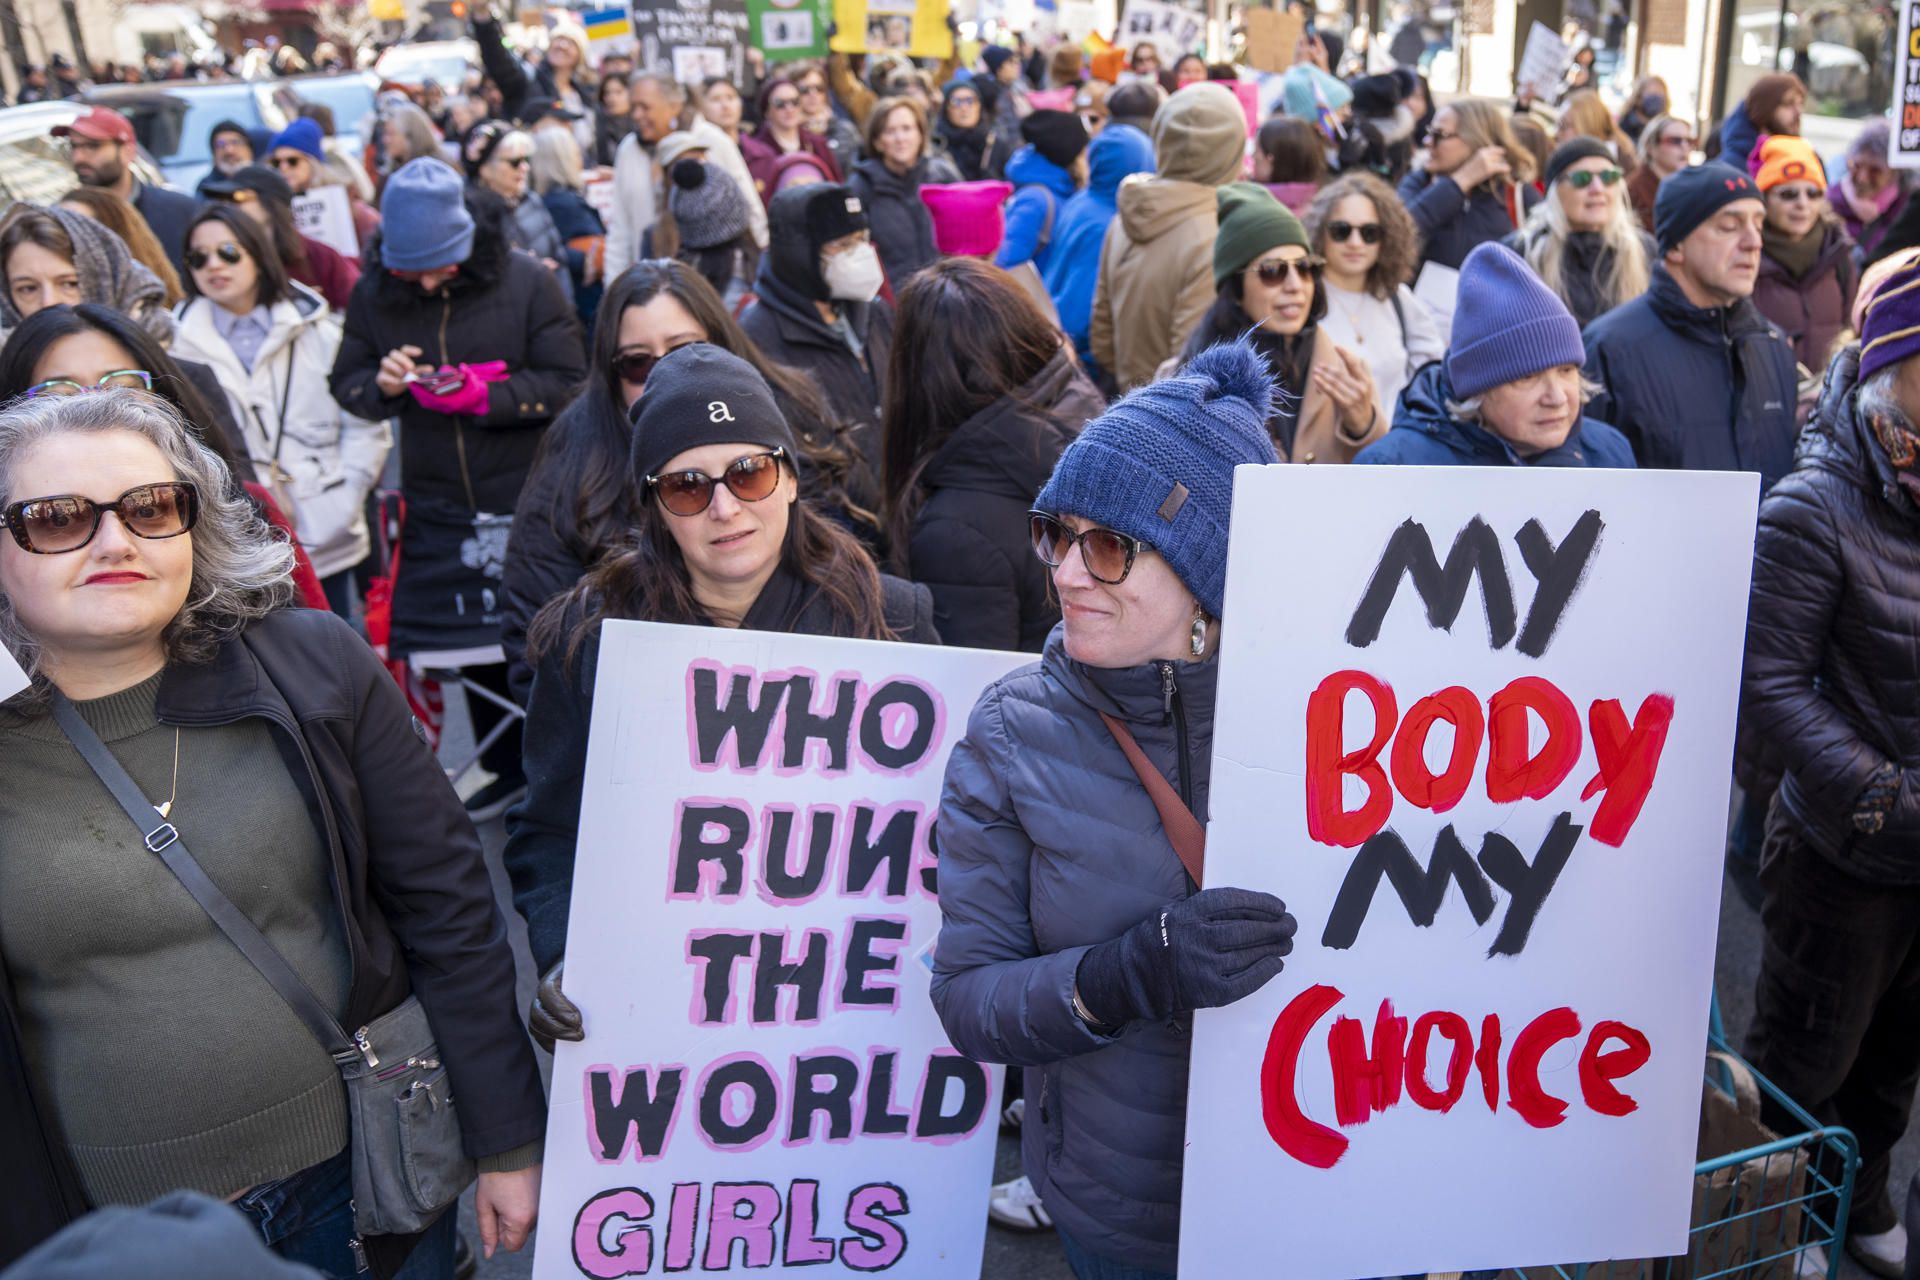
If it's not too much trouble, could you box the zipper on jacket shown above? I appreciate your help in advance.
[1156,661,1193,812]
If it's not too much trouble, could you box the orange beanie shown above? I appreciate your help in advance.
[1752,134,1826,192]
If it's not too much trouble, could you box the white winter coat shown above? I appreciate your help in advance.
[173,283,391,578]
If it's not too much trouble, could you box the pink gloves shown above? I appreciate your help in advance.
[409,361,510,416]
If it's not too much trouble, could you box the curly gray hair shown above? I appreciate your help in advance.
[0,390,294,695]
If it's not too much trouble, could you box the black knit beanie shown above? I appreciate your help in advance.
[1021,109,1090,169]
[1542,137,1614,189]
[628,344,800,483]
[767,182,870,301]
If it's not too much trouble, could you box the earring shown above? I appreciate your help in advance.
[1190,606,1208,658]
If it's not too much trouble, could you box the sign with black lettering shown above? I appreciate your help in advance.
[1181,467,1759,1275]
[533,622,1022,1277]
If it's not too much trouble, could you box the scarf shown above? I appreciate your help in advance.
[1842,174,1901,224]
[1762,221,1826,280]
[936,116,992,181]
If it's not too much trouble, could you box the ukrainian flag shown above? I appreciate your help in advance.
[582,6,630,42]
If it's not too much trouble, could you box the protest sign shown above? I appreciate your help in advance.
[1180,467,1759,1277]
[750,0,829,60]
[0,645,24,703]
[828,0,951,59]
[582,5,635,59]
[1243,5,1303,74]
[1515,20,1570,100]
[532,621,1022,1278]
[1895,0,1920,167]
[291,185,358,259]
[631,0,749,87]
[1119,0,1204,63]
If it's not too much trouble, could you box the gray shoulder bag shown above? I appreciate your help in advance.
[50,691,476,1236]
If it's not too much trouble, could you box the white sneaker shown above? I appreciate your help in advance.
[1001,1097,1025,1131]
[987,1176,1054,1232]
[1796,1244,1829,1278]
[1847,1222,1909,1279]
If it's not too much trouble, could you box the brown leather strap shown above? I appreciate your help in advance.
[1099,711,1205,885]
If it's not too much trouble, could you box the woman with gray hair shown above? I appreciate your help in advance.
[0,390,547,1277]
[0,203,172,347]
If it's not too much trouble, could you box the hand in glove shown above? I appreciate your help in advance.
[529,960,584,1053]
[1075,887,1297,1029]
[409,360,510,416]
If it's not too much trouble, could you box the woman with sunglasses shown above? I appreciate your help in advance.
[931,341,1297,1280]
[465,125,572,303]
[1627,113,1694,234]
[931,76,1007,184]
[1750,134,1858,372]
[1306,171,1443,414]
[500,260,872,701]
[793,63,863,181]
[199,163,361,315]
[741,77,843,204]
[1397,97,1538,271]
[1500,138,1654,328]
[505,342,934,1050]
[170,207,387,617]
[0,390,546,1278]
[1174,185,1385,463]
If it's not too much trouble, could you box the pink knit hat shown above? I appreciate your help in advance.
[919,180,1014,257]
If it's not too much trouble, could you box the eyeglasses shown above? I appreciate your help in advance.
[1772,185,1823,202]
[1327,220,1383,244]
[1255,256,1323,284]
[186,242,245,271]
[1029,511,1147,585]
[1658,133,1695,148]
[1,481,199,554]
[1424,127,1457,145]
[1563,167,1624,188]
[646,448,787,516]
[269,153,308,169]
[497,154,531,168]
[799,82,827,96]
[24,370,153,398]
[768,96,801,110]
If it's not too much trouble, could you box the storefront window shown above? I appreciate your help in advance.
[1724,0,1894,120]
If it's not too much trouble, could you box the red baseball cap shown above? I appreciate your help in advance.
[51,106,136,145]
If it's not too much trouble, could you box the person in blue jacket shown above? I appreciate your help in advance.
[996,110,1090,275]
[1357,242,1635,467]
[1716,72,1805,173]
[1040,122,1154,384]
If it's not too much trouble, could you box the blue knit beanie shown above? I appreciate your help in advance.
[1281,64,1353,124]
[269,116,326,161]
[378,158,475,271]
[1034,340,1280,618]
[1445,243,1586,401]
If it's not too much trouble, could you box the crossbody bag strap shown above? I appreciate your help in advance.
[48,691,357,1060]
[1097,710,1205,885]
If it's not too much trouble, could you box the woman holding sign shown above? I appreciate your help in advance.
[931,339,1300,1280]
[507,343,938,1051]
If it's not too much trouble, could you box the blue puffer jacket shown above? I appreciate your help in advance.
[1582,265,1800,489]
[1356,360,1637,467]
[933,626,1215,1273]
[1042,125,1155,378]
[995,145,1081,273]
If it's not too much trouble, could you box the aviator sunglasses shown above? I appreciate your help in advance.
[1254,256,1324,284]
[1,481,199,554]
[1028,510,1149,585]
[646,448,787,516]
[186,241,245,271]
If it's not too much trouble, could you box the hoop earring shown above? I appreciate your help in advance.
[1190,606,1208,659]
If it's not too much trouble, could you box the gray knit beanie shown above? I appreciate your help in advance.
[669,159,751,251]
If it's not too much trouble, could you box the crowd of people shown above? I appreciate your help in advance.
[0,14,1917,1280]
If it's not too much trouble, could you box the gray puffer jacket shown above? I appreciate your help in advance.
[932,625,1215,1273]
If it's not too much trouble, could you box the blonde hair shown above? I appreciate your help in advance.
[1442,98,1536,187]
[1558,90,1637,172]
[1516,165,1651,318]
[529,126,583,195]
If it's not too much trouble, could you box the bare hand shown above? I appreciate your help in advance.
[1313,345,1378,437]
[1453,144,1512,193]
[376,345,425,397]
[1294,31,1328,70]
[475,1166,541,1259]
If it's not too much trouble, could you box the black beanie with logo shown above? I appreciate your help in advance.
[628,343,800,483]
[766,182,871,301]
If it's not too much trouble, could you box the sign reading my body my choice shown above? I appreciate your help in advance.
[533,621,1023,1278]
[1182,467,1759,1277]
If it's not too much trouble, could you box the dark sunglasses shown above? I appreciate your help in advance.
[1563,167,1624,188]
[269,153,308,169]
[1,481,199,554]
[186,242,244,271]
[24,370,153,398]
[497,154,531,168]
[1327,220,1383,245]
[1424,127,1457,144]
[1028,510,1148,585]
[647,448,787,516]
[799,82,827,96]
[610,341,697,387]
[768,96,801,110]
[1255,256,1323,284]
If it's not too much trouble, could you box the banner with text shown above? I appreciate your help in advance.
[631,0,750,88]
[1180,467,1759,1277]
[1896,0,1920,167]
[532,621,1022,1278]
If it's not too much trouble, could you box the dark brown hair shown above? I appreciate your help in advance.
[181,205,292,308]
[56,187,184,306]
[1255,117,1328,186]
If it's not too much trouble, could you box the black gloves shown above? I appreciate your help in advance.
[529,960,584,1053]
[1075,887,1297,1030]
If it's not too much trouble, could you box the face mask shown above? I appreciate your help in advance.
[822,242,884,302]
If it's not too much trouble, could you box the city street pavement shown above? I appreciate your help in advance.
[440,690,1913,1279]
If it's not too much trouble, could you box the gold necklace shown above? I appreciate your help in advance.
[1326,282,1370,345]
[155,726,180,819]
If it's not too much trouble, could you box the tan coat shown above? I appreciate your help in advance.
[1154,326,1388,462]
[1091,175,1223,393]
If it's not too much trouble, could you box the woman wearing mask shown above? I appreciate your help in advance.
[851,97,957,289]
[880,258,1102,650]
[0,390,545,1277]
[741,76,843,201]
[1502,138,1654,327]
[1397,98,1538,270]
[1617,75,1670,143]
[932,75,1007,183]
[931,340,1298,1280]
[1828,119,1911,264]
[1719,73,1806,172]
[169,207,387,615]
[1307,172,1443,414]
[0,203,172,347]
[504,343,936,1049]
[464,123,571,302]
[500,261,871,700]
[1751,134,1857,372]
[1627,113,1694,234]
[1176,185,1386,463]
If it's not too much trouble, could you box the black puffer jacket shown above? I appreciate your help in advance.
[741,264,894,439]
[1741,344,1920,883]
[904,351,1102,651]
[1499,226,1658,327]
[849,156,945,290]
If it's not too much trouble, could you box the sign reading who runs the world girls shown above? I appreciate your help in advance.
[531,622,1024,1277]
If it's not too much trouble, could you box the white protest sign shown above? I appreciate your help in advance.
[1181,467,1759,1278]
[1895,0,1920,168]
[291,185,359,260]
[0,645,25,703]
[1515,20,1570,101]
[533,621,1024,1278]
[1119,0,1204,63]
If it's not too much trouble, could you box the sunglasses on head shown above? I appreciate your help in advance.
[1255,256,1323,284]
[1,481,198,554]
[647,448,787,516]
[24,370,153,398]
[186,242,245,270]
[1028,511,1148,585]
[1563,167,1624,188]
[1327,220,1383,245]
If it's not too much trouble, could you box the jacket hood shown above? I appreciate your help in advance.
[1087,123,1155,199]
[1801,342,1920,524]
[1006,145,1079,198]
[919,351,1098,500]
[1152,83,1247,187]
[1116,174,1219,243]
[1391,360,1620,467]
[853,155,922,197]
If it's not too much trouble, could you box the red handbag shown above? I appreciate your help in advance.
[363,491,445,748]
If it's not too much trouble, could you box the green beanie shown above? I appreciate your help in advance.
[1212,182,1309,291]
